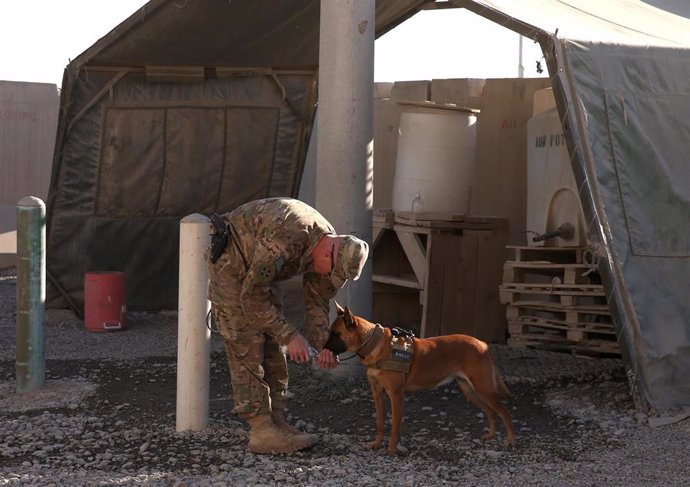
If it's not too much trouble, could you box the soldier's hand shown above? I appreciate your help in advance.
[316,349,339,369]
[286,333,311,363]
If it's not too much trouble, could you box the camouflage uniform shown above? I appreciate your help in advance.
[208,198,339,418]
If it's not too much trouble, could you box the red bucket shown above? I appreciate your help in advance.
[84,271,128,332]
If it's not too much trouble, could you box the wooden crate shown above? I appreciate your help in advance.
[501,245,620,356]
[372,210,508,342]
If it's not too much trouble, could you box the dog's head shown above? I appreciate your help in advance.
[323,302,365,356]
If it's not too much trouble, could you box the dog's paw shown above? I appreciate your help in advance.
[367,440,383,450]
[383,444,407,456]
[481,432,497,441]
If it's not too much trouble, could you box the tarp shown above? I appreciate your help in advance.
[460,0,690,417]
[46,0,426,311]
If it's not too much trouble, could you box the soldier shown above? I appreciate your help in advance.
[207,197,369,454]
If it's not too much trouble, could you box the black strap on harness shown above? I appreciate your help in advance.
[210,213,230,263]
[206,308,220,334]
[390,327,415,339]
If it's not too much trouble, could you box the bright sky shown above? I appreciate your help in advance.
[0,1,546,87]
[375,9,546,82]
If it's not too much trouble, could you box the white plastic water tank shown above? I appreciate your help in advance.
[526,89,586,247]
[392,101,478,214]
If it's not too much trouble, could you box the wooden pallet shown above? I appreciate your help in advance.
[500,282,607,305]
[506,298,609,317]
[506,245,595,265]
[508,316,616,341]
[503,261,596,285]
[508,335,620,357]
[503,244,619,356]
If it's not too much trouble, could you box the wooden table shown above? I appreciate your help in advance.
[372,210,509,342]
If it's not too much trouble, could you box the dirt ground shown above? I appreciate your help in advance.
[2,270,688,485]
[0,349,629,471]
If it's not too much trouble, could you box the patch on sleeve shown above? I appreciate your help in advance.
[256,263,275,283]
[256,258,285,283]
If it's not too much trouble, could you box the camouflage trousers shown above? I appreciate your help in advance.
[209,273,289,419]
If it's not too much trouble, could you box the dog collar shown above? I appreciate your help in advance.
[356,323,385,358]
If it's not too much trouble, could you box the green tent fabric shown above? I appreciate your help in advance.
[46,0,425,312]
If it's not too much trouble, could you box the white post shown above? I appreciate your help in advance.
[176,213,211,431]
[317,0,374,317]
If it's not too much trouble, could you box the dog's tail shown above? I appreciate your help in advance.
[488,350,512,399]
[495,368,512,399]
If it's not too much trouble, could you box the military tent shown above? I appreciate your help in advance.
[46,0,425,312]
[46,0,690,419]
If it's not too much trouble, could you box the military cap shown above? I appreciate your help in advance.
[331,235,369,289]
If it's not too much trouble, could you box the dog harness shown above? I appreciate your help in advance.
[358,324,415,373]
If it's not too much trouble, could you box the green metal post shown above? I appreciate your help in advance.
[16,196,46,393]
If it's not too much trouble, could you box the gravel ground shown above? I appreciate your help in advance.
[1,266,689,486]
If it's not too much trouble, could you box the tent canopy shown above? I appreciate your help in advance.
[71,0,424,69]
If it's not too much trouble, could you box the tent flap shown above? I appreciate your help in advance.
[48,71,317,311]
[564,40,690,413]
[463,0,690,415]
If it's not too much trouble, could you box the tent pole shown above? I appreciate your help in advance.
[316,0,374,318]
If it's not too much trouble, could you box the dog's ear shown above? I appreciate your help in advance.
[334,300,345,315]
[343,306,356,330]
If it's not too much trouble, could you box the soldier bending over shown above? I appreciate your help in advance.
[207,197,369,454]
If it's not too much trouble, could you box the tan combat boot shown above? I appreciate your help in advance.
[246,414,314,454]
[272,410,318,445]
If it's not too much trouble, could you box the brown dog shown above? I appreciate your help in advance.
[324,304,516,455]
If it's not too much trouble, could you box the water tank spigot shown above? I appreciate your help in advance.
[532,222,575,242]
[411,192,424,213]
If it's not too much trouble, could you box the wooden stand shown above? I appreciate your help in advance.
[372,210,509,342]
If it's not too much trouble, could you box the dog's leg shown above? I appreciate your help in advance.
[479,391,516,447]
[386,385,405,455]
[456,378,499,442]
[471,378,516,447]
[368,379,386,450]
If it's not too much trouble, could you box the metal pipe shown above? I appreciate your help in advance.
[16,196,46,393]
[176,213,211,431]
[532,222,575,243]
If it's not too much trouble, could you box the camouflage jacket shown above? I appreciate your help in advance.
[212,198,338,348]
